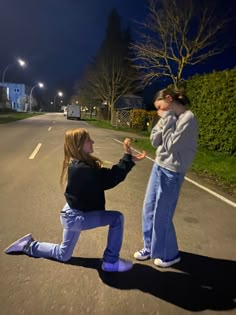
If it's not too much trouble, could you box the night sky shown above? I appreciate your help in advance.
[0,0,235,104]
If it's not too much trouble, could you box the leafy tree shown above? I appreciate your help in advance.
[131,0,231,88]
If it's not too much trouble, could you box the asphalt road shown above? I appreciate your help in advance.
[0,113,235,315]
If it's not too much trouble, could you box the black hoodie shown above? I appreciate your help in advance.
[65,154,135,211]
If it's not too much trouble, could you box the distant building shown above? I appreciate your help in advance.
[0,82,29,111]
[115,94,144,110]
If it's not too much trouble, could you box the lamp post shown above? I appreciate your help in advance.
[53,91,63,112]
[1,58,26,108]
[1,58,26,85]
[29,82,44,112]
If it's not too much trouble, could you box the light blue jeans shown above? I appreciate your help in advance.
[142,163,185,261]
[28,204,124,263]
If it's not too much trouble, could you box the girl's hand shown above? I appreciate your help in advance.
[123,138,146,162]
[123,138,132,154]
[157,109,168,117]
[132,151,146,162]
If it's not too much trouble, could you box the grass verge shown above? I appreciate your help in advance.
[0,112,43,124]
[87,119,236,197]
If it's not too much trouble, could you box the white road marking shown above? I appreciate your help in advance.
[48,126,52,131]
[113,138,236,208]
[29,143,42,160]
[103,160,113,165]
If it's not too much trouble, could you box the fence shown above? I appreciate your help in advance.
[112,110,131,128]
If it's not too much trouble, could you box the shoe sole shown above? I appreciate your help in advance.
[133,254,150,261]
[4,233,32,254]
[154,257,181,268]
[101,265,133,272]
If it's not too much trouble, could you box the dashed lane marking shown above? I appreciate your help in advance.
[29,143,42,160]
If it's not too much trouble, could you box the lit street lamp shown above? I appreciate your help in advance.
[29,82,44,112]
[1,58,26,108]
[53,91,63,112]
[1,58,26,85]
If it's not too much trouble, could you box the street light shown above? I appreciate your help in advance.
[1,58,26,85]
[1,58,26,108]
[29,82,44,112]
[53,91,63,112]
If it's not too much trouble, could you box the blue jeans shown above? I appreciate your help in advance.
[28,204,124,263]
[142,163,184,261]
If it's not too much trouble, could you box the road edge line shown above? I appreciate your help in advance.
[113,138,236,208]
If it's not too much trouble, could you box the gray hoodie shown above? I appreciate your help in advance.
[150,110,198,174]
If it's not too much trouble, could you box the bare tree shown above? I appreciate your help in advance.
[131,0,231,88]
[18,95,28,112]
[82,57,137,122]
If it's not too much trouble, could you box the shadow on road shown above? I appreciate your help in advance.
[67,251,236,312]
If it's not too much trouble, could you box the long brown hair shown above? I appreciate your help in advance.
[60,128,102,186]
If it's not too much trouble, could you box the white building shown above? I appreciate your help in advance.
[0,82,30,111]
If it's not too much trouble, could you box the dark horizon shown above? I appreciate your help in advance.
[0,0,235,106]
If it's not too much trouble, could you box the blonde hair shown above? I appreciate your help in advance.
[60,128,102,186]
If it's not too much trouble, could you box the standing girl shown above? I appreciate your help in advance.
[134,88,198,267]
[5,128,146,272]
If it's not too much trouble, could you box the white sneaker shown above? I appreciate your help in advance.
[134,248,151,261]
[101,258,133,272]
[4,234,33,254]
[154,256,181,268]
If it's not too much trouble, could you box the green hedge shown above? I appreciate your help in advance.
[186,68,236,154]
[129,68,235,154]
[131,109,148,130]
[131,109,157,131]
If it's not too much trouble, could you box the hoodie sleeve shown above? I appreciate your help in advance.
[150,111,176,148]
[161,111,198,153]
[98,153,135,190]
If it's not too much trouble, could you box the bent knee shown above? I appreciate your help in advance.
[58,251,72,262]
[113,211,124,224]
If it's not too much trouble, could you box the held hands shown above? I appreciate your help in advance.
[123,138,132,154]
[123,138,146,162]
[157,109,168,117]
